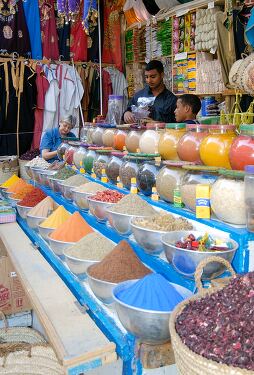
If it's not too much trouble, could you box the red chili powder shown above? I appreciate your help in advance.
[18,188,47,207]
[89,240,152,283]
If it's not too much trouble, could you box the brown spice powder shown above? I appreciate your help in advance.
[89,240,151,283]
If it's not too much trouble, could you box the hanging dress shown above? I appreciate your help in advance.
[56,16,70,61]
[22,0,42,59]
[70,0,88,61]
[39,0,59,59]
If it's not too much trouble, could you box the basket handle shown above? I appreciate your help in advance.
[195,256,236,293]
[0,310,8,331]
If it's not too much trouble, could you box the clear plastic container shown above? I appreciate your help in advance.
[180,166,218,211]
[93,151,111,178]
[107,95,123,125]
[210,169,246,225]
[156,162,187,203]
[200,125,236,169]
[83,148,96,174]
[91,126,104,146]
[102,128,116,147]
[245,165,254,232]
[177,124,209,163]
[158,123,186,160]
[229,125,254,170]
[105,152,124,183]
[125,128,144,153]
[137,161,160,196]
[73,145,87,169]
[139,123,165,154]
[114,128,129,151]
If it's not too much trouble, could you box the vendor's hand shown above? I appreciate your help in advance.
[124,111,136,124]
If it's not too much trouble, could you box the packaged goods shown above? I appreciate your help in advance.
[133,214,193,231]
[28,197,58,217]
[196,184,210,219]
[40,206,71,228]
[18,188,47,207]
[109,194,157,216]
[175,232,233,252]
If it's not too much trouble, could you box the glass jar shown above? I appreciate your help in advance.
[245,165,254,232]
[210,169,246,225]
[113,128,129,151]
[125,128,145,153]
[73,145,87,169]
[139,123,165,154]
[156,162,187,203]
[102,128,116,147]
[137,161,160,196]
[83,148,96,174]
[105,152,124,183]
[87,124,95,144]
[158,123,186,160]
[180,166,218,211]
[91,126,104,146]
[177,124,209,163]
[119,156,148,189]
[199,125,236,169]
[65,142,80,165]
[57,140,70,160]
[229,124,254,170]
[80,122,93,142]
[93,151,111,178]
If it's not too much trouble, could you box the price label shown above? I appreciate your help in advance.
[72,165,77,171]
[79,161,83,167]
[80,168,85,174]
[208,2,214,8]
[174,52,188,61]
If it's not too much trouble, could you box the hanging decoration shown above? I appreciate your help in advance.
[57,0,80,22]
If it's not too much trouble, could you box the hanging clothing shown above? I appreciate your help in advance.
[233,6,252,59]
[39,0,59,59]
[87,1,104,62]
[77,64,95,122]
[155,0,179,9]
[56,16,70,61]
[22,0,42,59]
[143,0,159,15]
[102,1,123,71]
[83,0,98,36]
[104,67,129,112]
[70,0,88,61]
[88,70,100,121]
[43,64,59,131]
[102,69,113,116]
[0,0,31,56]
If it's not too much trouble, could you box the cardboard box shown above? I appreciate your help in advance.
[0,237,31,315]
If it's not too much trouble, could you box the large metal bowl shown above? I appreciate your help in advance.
[63,249,99,276]
[87,198,116,223]
[37,224,55,241]
[162,231,238,279]
[48,177,63,193]
[37,170,57,186]
[30,167,45,183]
[24,164,33,179]
[112,280,192,344]
[71,189,93,211]
[86,265,117,304]
[59,182,75,201]
[47,236,76,256]
[130,218,168,256]
[26,214,47,230]
[106,209,148,237]
[8,196,20,207]
[16,204,33,219]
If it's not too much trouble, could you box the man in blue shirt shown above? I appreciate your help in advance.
[123,60,177,124]
[40,117,76,163]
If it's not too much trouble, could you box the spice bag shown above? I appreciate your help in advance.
[0,157,19,185]
[169,256,253,375]
[0,311,64,375]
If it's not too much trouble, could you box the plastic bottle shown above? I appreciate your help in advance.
[244,165,254,232]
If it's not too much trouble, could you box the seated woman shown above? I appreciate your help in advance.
[40,117,76,163]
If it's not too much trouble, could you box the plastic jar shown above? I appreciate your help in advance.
[180,166,218,211]
[177,124,209,163]
[105,152,124,183]
[107,95,123,125]
[114,128,129,151]
[91,126,104,146]
[65,142,80,165]
[57,140,70,161]
[158,123,186,160]
[245,165,254,232]
[87,125,95,144]
[199,125,236,169]
[229,125,254,170]
[73,145,87,169]
[119,156,149,189]
[125,128,145,153]
[102,128,116,147]
[139,123,165,154]
[80,122,93,142]
[93,151,111,178]
[210,169,246,225]
[156,161,187,203]
[137,161,160,196]
[83,148,96,174]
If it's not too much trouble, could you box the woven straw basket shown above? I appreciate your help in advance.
[0,311,64,375]
[169,256,252,375]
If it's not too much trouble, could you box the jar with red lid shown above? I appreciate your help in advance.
[158,123,186,160]
[199,125,236,169]
[139,123,165,154]
[177,124,209,163]
[229,124,254,170]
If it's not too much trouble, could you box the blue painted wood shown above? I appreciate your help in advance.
[68,358,102,375]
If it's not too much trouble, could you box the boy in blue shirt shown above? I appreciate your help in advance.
[174,94,201,124]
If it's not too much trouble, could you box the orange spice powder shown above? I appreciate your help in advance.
[7,179,29,194]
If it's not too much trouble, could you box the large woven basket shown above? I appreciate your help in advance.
[0,157,19,185]
[0,311,64,375]
[169,256,252,375]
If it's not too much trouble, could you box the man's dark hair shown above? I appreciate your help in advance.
[178,94,201,115]
[145,60,164,74]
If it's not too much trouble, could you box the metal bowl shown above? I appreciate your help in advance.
[106,209,148,237]
[1,189,9,199]
[47,236,76,256]
[162,231,238,280]
[87,198,116,223]
[16,204,33,219]
[130,218,168,256]
[37,170,57,186]
[37,225,55,241]
[24,164,33,179]
[112,280,192,344]
[30,167,45,183]
[26,214,47,230]
[71,189,93,211]
[63,249,99,276]
[48,177,63,193]
[8,196,20,207]
[86,265,117,304]
[59,183,75,201]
